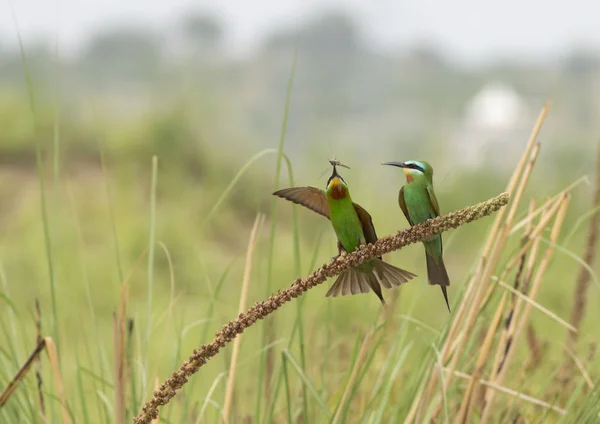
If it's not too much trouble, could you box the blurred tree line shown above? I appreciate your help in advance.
[0,9,598,179]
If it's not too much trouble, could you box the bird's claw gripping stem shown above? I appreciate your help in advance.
[332,242,345,260]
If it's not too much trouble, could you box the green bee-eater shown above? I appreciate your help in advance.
[273,160,416,306]
[383,160,451,312]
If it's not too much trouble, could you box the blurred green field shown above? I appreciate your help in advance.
[1,74,600,424]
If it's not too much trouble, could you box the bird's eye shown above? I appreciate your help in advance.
[407,163,425,173]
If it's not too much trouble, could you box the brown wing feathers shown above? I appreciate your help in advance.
[272,187,330,219]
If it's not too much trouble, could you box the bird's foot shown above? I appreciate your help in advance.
[331,251,347,261]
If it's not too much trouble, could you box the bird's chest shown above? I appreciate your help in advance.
[403,187,435,224]
[328,202,365,252]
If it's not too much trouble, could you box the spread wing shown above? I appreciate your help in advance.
[273,187,330,219]
[427,185,440,218]
[398,187,414,226]
[353,202,382,260]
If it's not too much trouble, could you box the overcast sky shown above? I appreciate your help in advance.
[1,0,599,64]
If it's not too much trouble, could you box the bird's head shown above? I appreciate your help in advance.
[382,160,433,184]
[326,159,350,199]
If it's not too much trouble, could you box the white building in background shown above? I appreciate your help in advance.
[454,81,533,170]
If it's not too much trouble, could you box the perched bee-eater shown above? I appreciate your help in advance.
[383,160,451,312]
[273,160,416,306]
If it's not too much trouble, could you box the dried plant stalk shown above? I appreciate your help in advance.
[524,324,547,372]
[445,104,548,342]
[456,290,508,423]
[408,104,551,424]
[114,284,128,424]
[0,339,47,407]
[223,214,264,423]
[133,192,509,424]
[425,142,542,424]
[34,298,46,422]
[332,328,375,424]
[485,199,548,399]
[0,336,69,424]
[44,337,70,424]
[568,140,600,347]
[440,368,566,415]
[480,195,570,422]
[495,279,575,333]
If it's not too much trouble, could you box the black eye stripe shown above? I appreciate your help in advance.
[405,163,425,173]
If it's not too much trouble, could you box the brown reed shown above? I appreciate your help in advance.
[133,191,509,424]
[568,139,600,348]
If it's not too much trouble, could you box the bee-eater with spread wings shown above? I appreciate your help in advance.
[274,160,416,306]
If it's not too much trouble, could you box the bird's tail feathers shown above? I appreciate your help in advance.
[326,260,416,306]
[426,254,451,312]
[326,267,371,298]
[326,266,388,306]
[372,259,417,288]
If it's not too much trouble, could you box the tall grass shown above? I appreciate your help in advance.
[256,46,300,424]
[1,40,600,424]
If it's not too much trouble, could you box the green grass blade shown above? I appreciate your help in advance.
[100,147,124,283]
[10,0,60,350]
[281,153,309,421]
[145,156,158,374]
[282,351,293,424]
[282,348,331,418]
[257,45,298,422]
[75,352,90,424]
[201,148,277,231]
[372,343,413,424]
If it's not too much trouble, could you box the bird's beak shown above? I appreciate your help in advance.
[381,161,407,168]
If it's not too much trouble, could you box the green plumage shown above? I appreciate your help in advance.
[273,162,416,305]
[325,186,374,274]
[384,160,451,312]
[401,184,442,260]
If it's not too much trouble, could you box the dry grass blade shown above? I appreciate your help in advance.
[0,334,70,423]
[407,105,549,424]
[563,347,595,389]
[114,284,128,424]
[487,199,548,395]
[44,337,70,424]
[440,368,566,415]
[553,142,600,392]
[430,142,542,423]
[488,199,536,382]
[568,139,600,347]
[510,175,588,235]
[502,194,566,272]
[476,194,567,338]
[223,213,265,423]
[480,195,570,421]
[524,324,547,372]
[495,278,576,333]
[133,192,509,424]
[0,339,46,407]
[456,291,508,423]
[447,104,548,332]
[34,298,46,421]
[332,328,374,424]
